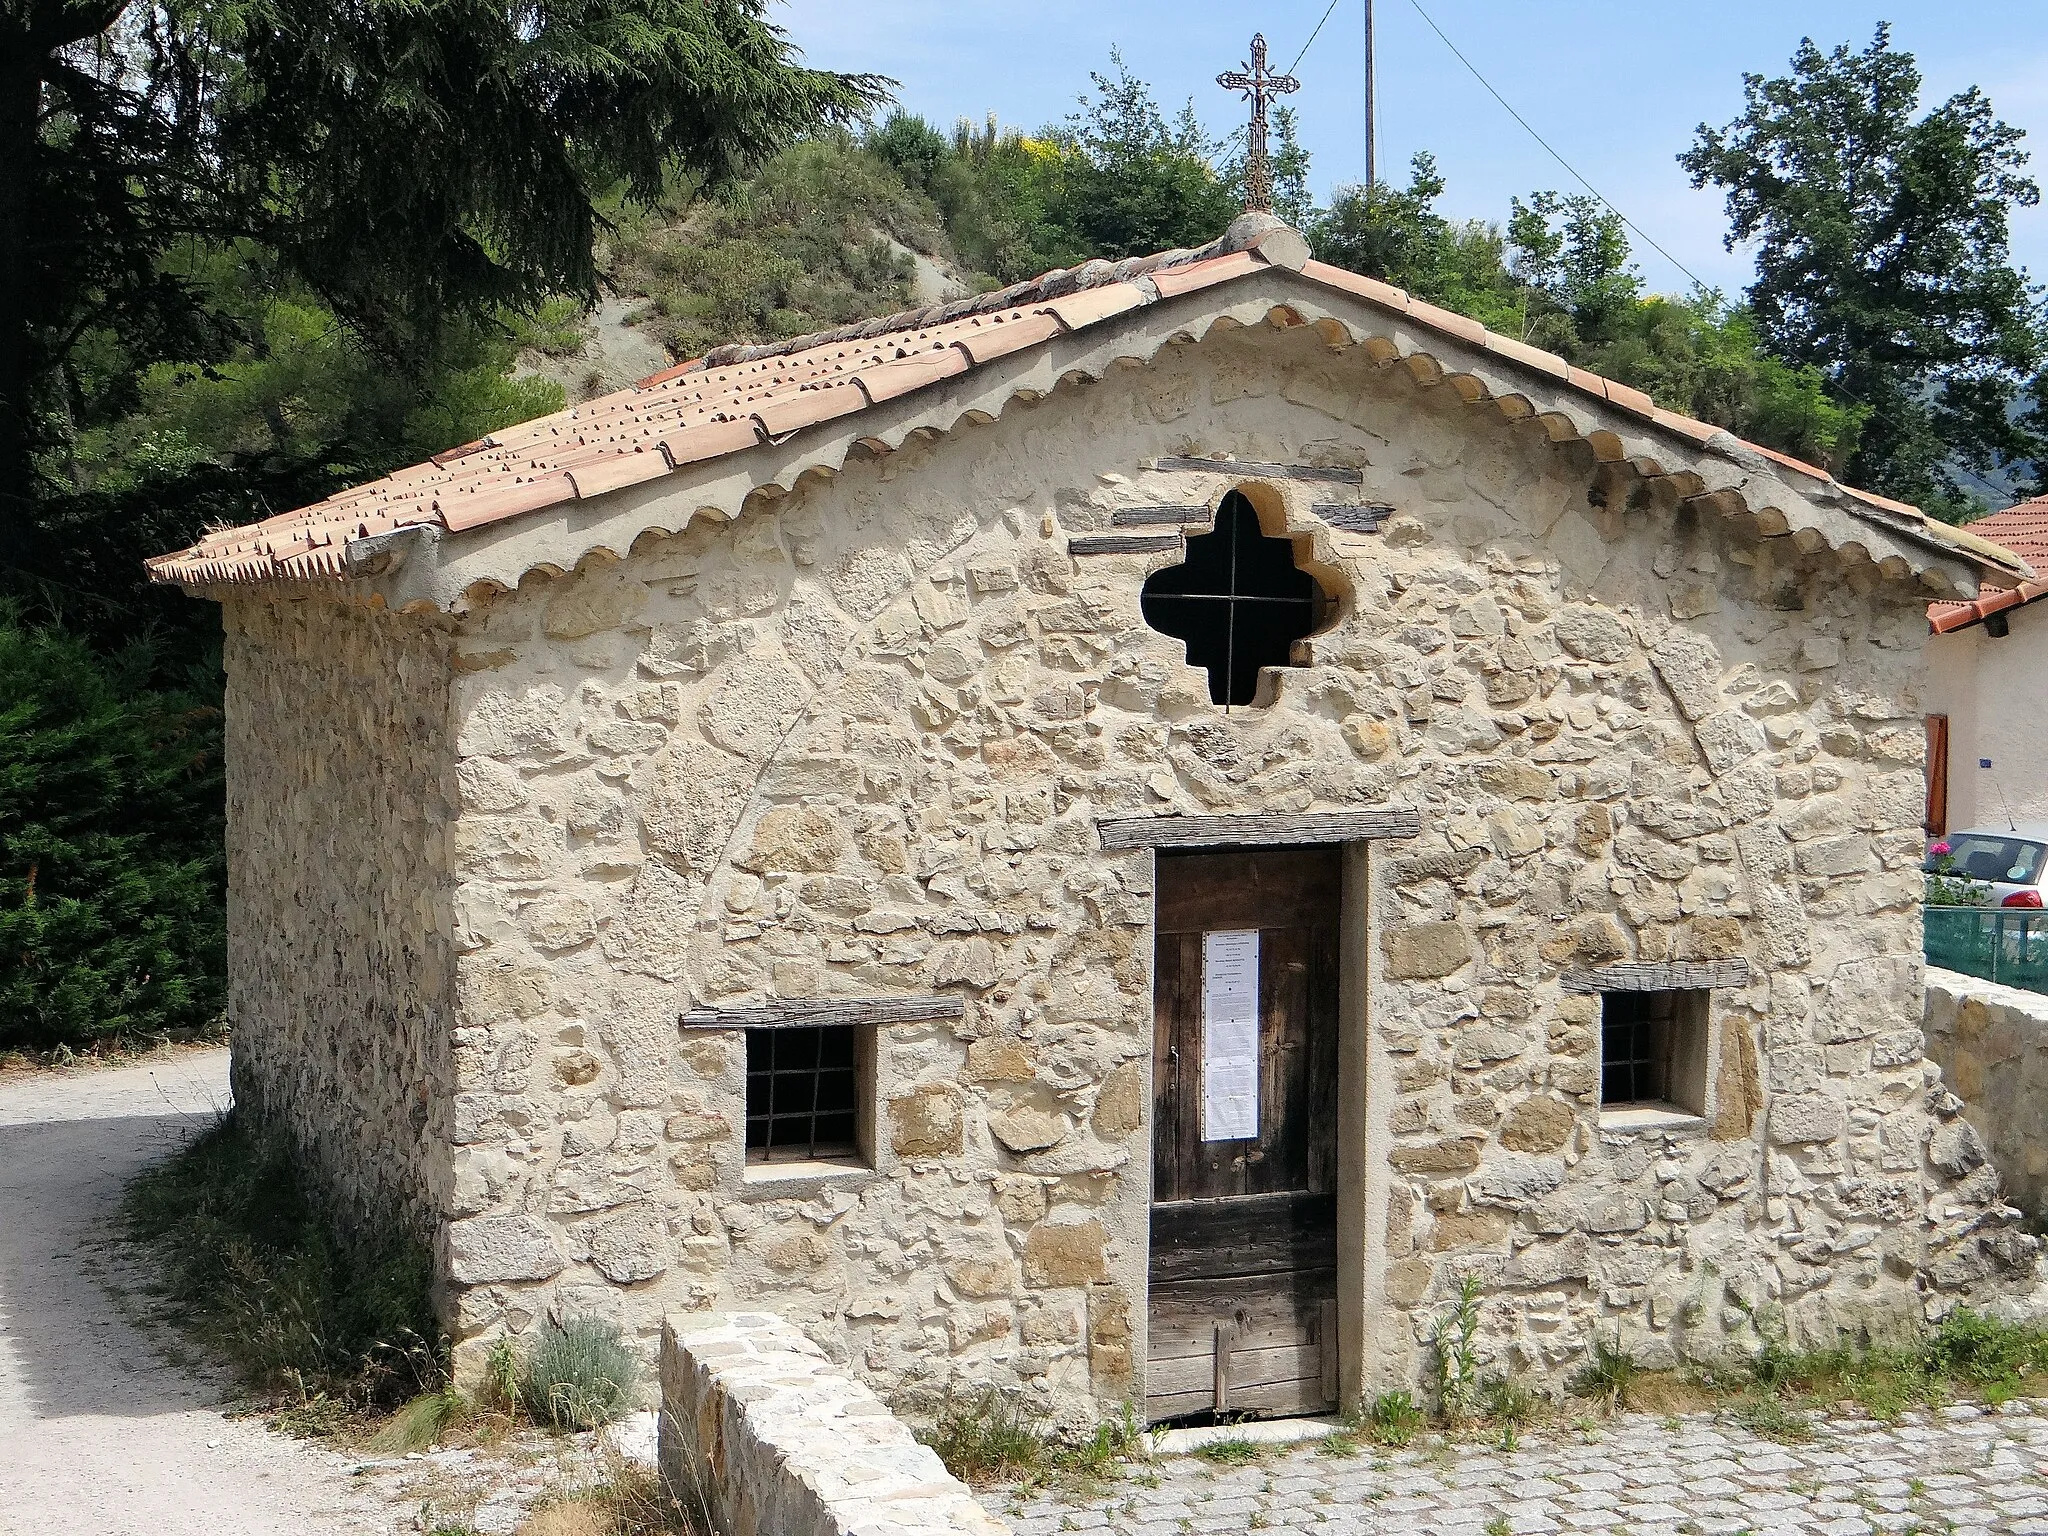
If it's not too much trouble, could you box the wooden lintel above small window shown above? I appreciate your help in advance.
[680,994,964,1030]
[1097,809,1421,851]
[1069,533,1182,556]
[1113,505,1215,528]
[1314,503,1393,533]
[1561,960,1753,995]
[1147,456,1366,485]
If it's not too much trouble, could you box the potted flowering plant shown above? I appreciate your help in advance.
[1925,841,1988,907]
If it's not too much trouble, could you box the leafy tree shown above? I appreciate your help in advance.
[1308,156,1863,473]
[3,0,888,523]
[1309,155,1522,332]
[1269,106,1313,230]
[1680,24,2047,506]
[1041,52,1239,261]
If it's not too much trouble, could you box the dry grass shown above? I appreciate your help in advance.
[517,1458,700,1536]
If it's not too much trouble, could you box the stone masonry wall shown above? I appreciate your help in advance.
[222,591,459,1241]
[433,318,2032,1425]
[1925,965,2048,1225]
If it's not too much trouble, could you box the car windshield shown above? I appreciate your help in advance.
[1930,834,2047,885]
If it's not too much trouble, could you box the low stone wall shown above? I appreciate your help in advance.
[659,1312,1008,1536]
[1924,966,2048,1225]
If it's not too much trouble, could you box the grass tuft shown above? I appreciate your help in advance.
[521,1318,639,1432]
[120,1109,443,1419]
[1569,1335,1639,1413]
[919,1390,1141,1491]
[517,1452,698,1536]
[1364,1389,1424,1447]
[1190,1436,1262,1466]
[370,1386,470,1453]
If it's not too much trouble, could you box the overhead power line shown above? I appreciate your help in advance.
[1287,0,1344,76]
[1403,0,1712,295]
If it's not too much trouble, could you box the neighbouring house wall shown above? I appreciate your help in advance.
[434,319,2032,1428]
[1925,965,2048,1226]
[1926,600,2048,833]
[222,591,459,1242]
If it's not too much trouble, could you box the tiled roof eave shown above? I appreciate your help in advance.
[148,219,2023,598]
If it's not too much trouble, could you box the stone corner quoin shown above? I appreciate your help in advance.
[212,311,2035,1432]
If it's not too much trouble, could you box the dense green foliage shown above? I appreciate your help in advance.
[121,1111,442,1418]
[3,0,885,512]
[1307,156,1867,474]
[0,620,224,1051]
[1681,25,2047,510]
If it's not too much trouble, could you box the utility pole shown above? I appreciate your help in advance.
[1363,0,1377,191]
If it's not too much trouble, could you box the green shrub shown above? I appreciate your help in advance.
[0,617,225,1052]
[521,1318,639,1431]
[121,1110,441,1415]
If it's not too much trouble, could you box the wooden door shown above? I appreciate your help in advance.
[1146,847,1341,1424]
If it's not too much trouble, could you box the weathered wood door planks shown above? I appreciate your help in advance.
[1147,847,1341,1424]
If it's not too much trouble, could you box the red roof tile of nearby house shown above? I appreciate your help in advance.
[147,220,2026,591]
[1929,498,2048,633]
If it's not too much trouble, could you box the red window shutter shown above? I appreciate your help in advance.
[1926,713,1951,836]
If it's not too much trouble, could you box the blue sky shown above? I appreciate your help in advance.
[772,1,2048,300]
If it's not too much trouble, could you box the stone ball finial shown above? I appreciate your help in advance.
[1219,212,1311,272]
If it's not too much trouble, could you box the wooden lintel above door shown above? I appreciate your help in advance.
[1098,809,1420,851]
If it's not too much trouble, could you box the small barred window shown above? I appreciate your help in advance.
[745,1025,860,1163]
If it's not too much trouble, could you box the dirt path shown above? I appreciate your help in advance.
[0,1048,391,1535]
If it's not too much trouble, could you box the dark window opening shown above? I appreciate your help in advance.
[1599,989,1709,1116]
[1141,491,1329,706]
[746,1025,859,1163]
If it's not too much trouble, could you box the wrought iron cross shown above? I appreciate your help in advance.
[1217,33,1300,214]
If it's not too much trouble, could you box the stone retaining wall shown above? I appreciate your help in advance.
[1924,966,2048,1225]
[658,1312,1007,1536]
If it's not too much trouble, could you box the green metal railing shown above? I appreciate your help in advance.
[1925,906,2048,994]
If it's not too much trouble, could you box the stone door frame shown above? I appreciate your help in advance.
[1098,811,1418,1415]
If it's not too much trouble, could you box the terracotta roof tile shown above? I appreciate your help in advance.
[150,220,2026,591]
[1930,497,2048,632]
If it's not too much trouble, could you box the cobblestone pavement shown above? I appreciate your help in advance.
[980,1402,2048,1536]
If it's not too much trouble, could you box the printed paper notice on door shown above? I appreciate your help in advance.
[1201,929,1261,1142]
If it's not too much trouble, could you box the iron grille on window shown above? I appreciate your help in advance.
[745,1025,859,1163]
[1601,990,1677,1106]
[1141,491,1329,706]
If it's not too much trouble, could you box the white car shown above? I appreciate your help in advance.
[1926,823,2048,908]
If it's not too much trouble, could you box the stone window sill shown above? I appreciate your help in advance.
[739,1156,877,1200]
[1599,1104,1707,1135]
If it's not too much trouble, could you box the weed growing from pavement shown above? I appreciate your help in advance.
[1364,1388,1424,1446]
[919,1388,1143,1494]
[1431,1276,1484,1423]
[1190,1436,1263,1467]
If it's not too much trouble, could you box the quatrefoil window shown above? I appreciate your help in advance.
[1140,490,1330,706]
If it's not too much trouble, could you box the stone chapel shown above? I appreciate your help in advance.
[152,214,2040,1430]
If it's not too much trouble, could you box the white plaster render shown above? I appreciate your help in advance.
[224,314,2035,1436]
[1926,598,2048,832]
